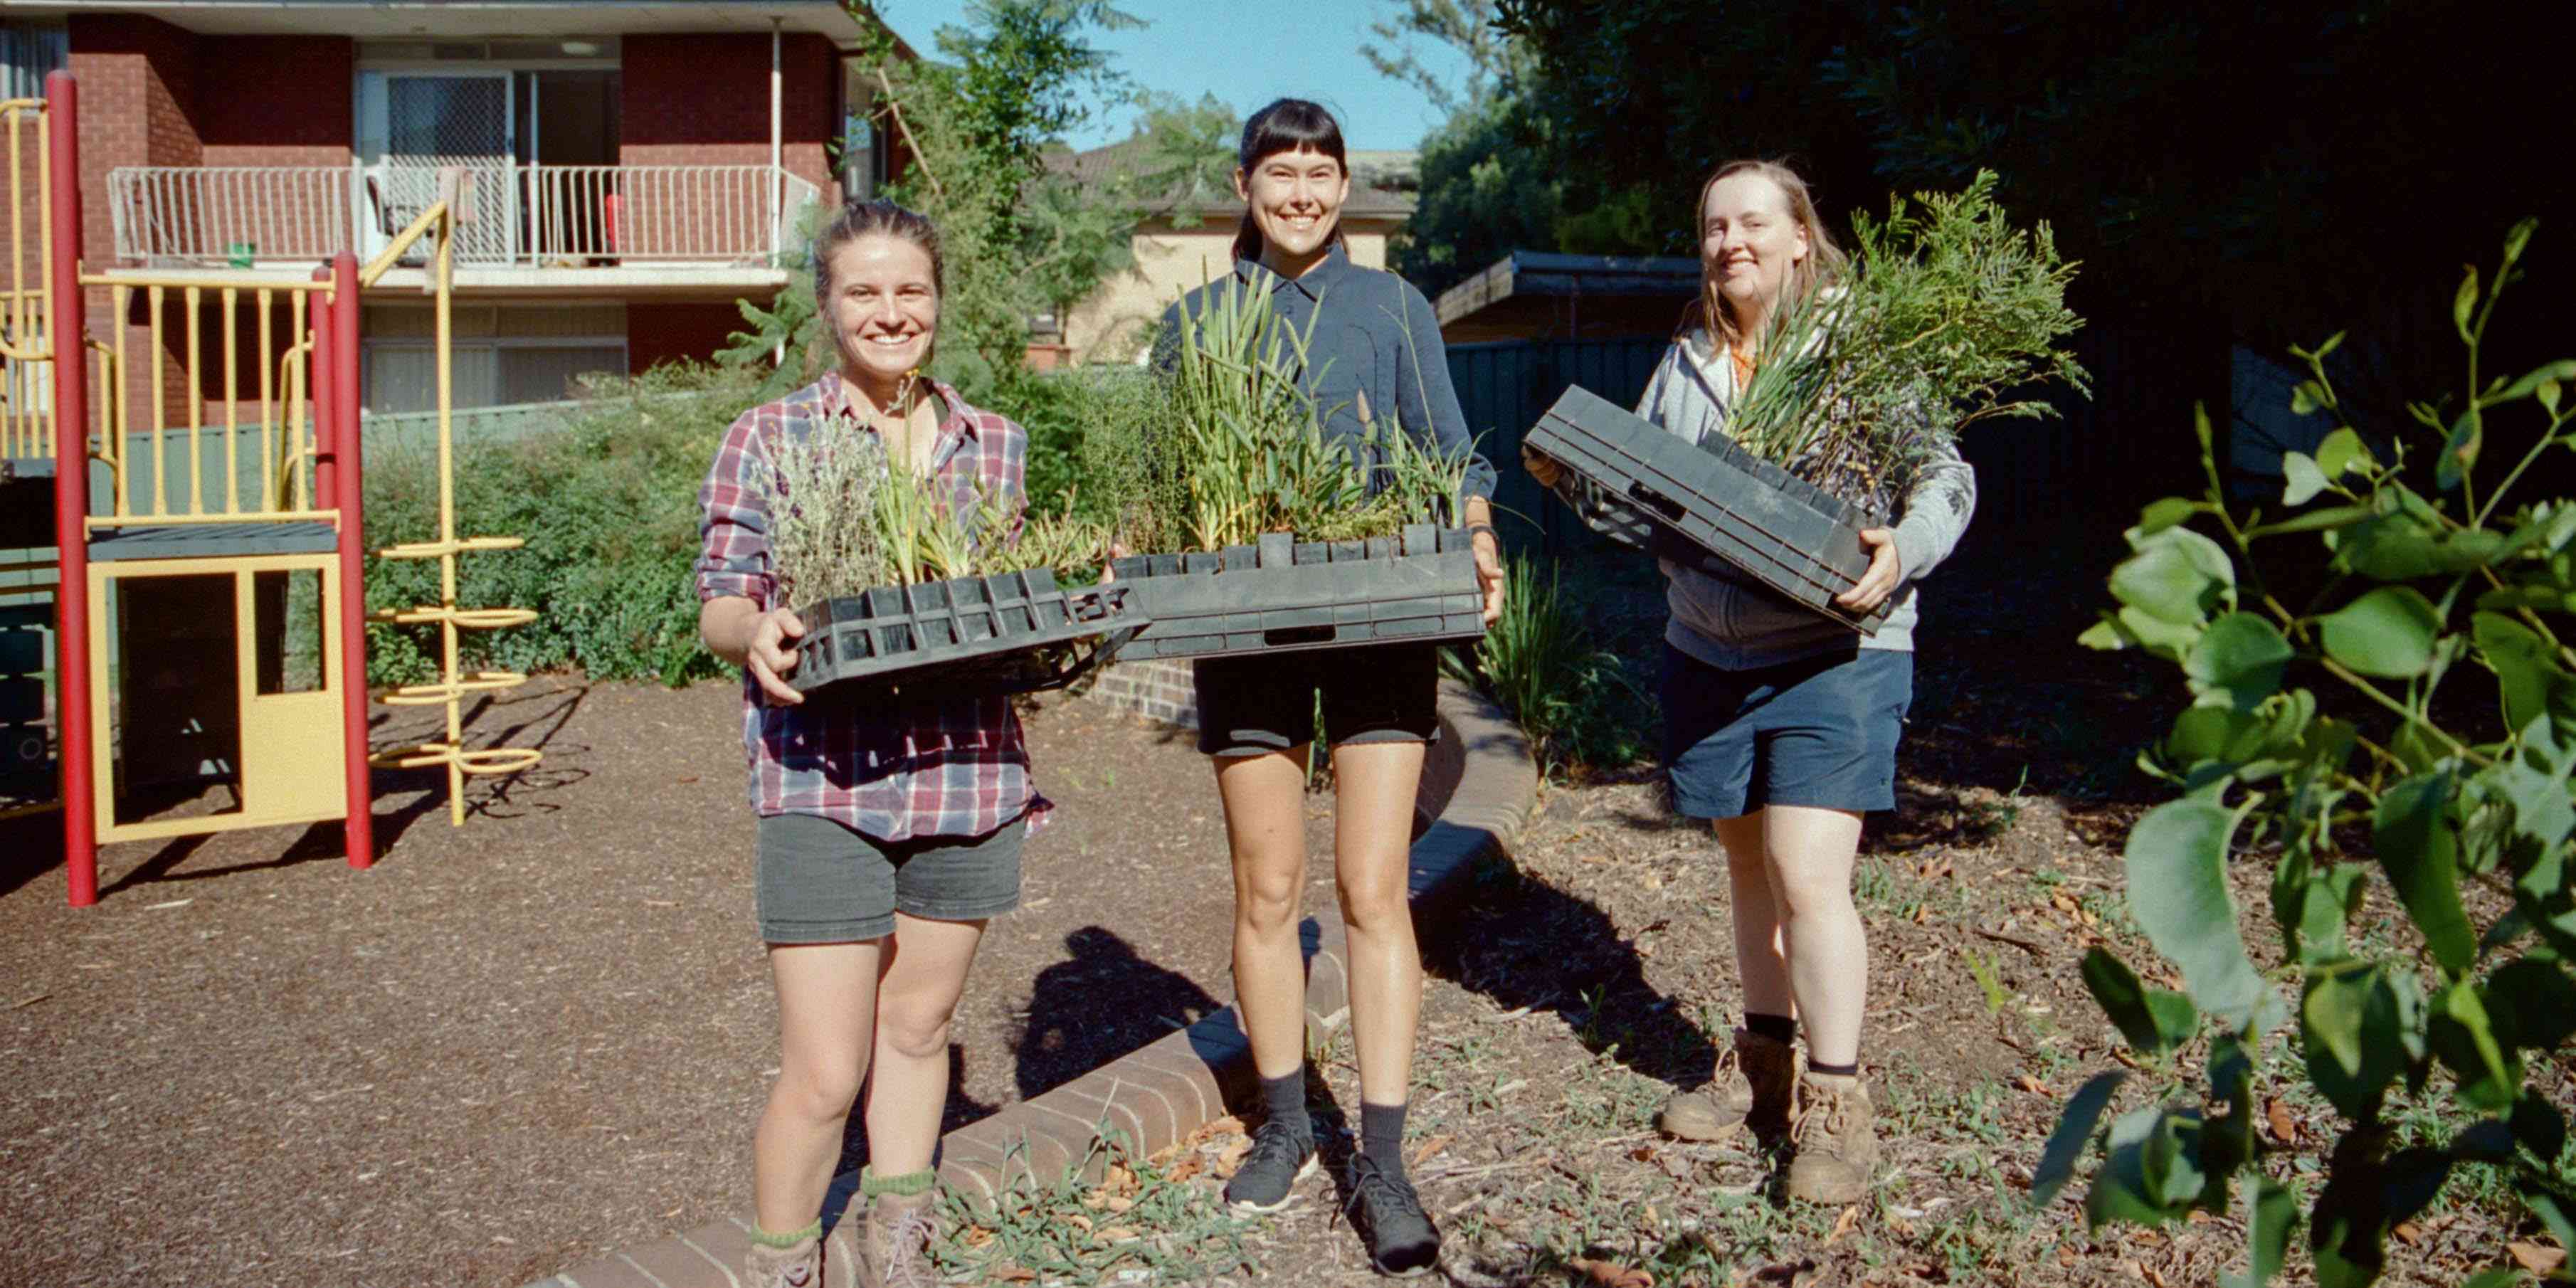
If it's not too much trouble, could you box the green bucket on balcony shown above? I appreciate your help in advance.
[226,242,256,268]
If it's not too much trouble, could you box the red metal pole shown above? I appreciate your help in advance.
[310,267,336,512]
[46,72,95,907]
[332,252,372,869]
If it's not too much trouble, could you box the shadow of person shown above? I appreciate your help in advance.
[818,1039,1001,1230]
[1430,853,1719,1094]
[1011,925,1223,1100]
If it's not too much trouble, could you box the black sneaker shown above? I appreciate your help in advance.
[1223,1117,1319,1213]
[1346,1154,1440,1277]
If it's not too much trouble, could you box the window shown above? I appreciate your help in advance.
[1,23,68,100]
[361,304,627,412]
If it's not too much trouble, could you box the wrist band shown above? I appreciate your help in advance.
[1466,522,1499,546]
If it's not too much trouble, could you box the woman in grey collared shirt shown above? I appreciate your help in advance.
[1154,97,1502,1279]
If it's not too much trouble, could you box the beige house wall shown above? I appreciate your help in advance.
[1065,216,1398,364]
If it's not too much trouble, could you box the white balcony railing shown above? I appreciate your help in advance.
[106,164,822,269]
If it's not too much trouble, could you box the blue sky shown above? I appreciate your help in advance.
[876,0,1474,152]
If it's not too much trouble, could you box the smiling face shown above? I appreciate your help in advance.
[1701,171,1812,317]
[823,232,939,387]
[1235,144,1349,268]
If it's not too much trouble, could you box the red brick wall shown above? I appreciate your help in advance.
[628,300,764,374]
[198,36,352,168]
[621,33,843,206]
[69,14,205,433]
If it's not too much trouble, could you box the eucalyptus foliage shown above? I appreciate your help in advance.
[1732,171,2086,508]
[2044,221,2576,1287]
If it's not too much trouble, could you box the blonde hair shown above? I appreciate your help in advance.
[1686,159,1849,350]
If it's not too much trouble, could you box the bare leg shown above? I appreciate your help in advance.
[1761,805,1867,1067]
[862,912,991,1176]
[1715,812,1794,1020]
[1216,749,1314,1082]
[754,940,883,1233]
[1331,739,1427,1106]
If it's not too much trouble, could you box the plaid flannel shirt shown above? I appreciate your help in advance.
[695,371,1048,843]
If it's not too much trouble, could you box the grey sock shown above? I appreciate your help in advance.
[1259,1070,1310,1140]
[1361,1100,1408,1172]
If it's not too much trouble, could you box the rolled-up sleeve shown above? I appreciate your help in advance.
[695,409,775,606]
[1392,281,1496,501]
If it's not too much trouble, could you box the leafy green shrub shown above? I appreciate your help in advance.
[2042,221,2576,1287]
[364,362,763,687]
[1444,554,1647,777]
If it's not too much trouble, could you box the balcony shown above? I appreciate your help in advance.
[104,164,822,292]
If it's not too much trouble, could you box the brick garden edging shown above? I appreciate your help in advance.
[525,678,1535,1288]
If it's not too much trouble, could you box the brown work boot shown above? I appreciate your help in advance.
[858,1187,941,1288]
[742,1230,821,1288]
[1658,1028,1797,1142]
[1783,1070,1881,1204]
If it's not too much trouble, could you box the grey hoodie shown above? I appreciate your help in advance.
[1563,330,1976,669]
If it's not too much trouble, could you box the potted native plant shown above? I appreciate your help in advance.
[760,427,1144,701]
[1094,276,1487,661]
[1528,169,2088,630]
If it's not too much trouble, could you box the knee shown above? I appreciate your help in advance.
[1771,868,1857,922]
[876,993,958,1062]
[779,1055,865,1121]
[1334,872,1410,932]
[1235,872,1302,936]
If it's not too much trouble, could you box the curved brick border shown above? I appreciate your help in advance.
[527,678,1536,1288]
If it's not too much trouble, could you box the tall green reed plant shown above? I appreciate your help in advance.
[1445,554,1646,776]
[1097,275,1471,554]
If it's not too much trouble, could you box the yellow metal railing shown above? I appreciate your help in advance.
[73,278,336,528]
[359,198,543,825]
[2,97,52,463]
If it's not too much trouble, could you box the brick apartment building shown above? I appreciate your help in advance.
[1,1,907,419]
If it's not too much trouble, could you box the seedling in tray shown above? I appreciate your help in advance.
[1087,271,1485,659]
[761,418,1132,699]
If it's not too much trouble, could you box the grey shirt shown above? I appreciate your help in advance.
[1563,330,1977,668]
[1154,244,1499,502]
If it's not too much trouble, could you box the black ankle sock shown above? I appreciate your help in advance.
[1260,1071,1310,1139]
[1744,1012,1797,1045]
[1360,1100,1408,1171]
[1808,1058,1861,1077]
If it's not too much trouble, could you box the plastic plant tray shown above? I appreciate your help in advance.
[790,569,1148,702]
[1526,386,1892,634]
[1105,524,1485,662]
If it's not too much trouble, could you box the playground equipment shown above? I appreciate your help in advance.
[8,72,540,905]
[2,94,54,825]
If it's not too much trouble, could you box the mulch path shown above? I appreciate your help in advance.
[0,680,1340,1287]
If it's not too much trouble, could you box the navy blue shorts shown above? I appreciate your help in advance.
[1660,643,1912,820]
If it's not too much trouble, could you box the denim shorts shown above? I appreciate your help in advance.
[755,813,1025,944]
[1661,643,1913,820]
[1192,643,1443,757]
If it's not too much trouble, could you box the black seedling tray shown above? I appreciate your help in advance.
[1527,386,1891,634]
[790,569,1147,702]
[1107,524,1484,662]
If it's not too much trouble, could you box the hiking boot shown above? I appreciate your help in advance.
[857,1188,939,1288]
[1223,1116,1319,1213]
[1784,1070,1881,1204]
[1346,1154,1441,1277]
[743,1232,821,1288]
[1659,1028,1797,1142]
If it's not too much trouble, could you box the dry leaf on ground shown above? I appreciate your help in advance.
[1568,1257,1654,1287]
[1827,1204,1861,1245]
[2265,1098,2298,1144]
[1412,1134,1454,1168]
[2510,1242,2566,1274]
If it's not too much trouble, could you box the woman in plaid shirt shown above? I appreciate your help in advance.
[696,200,1042,1288]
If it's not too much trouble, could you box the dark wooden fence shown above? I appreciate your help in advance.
[1446,323,2220,560]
